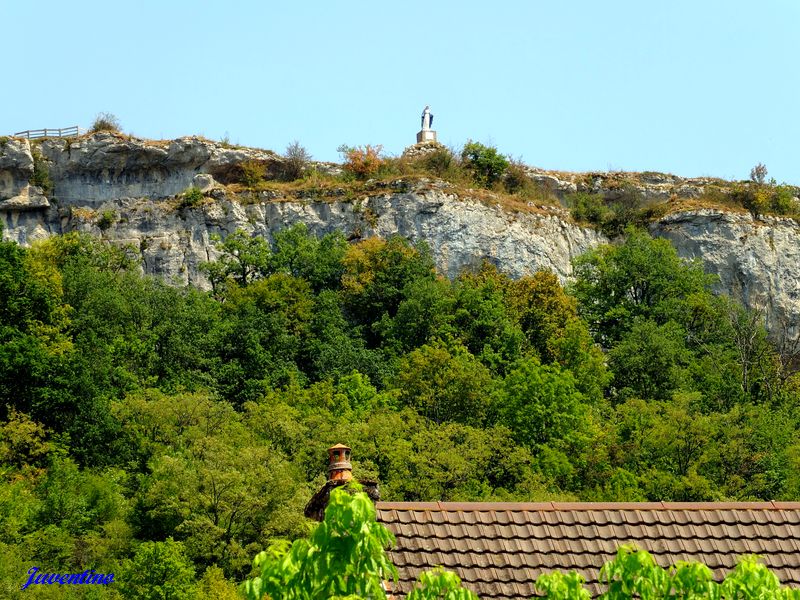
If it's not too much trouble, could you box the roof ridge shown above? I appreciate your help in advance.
[376,501,800,511]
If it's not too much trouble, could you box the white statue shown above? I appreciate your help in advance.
[421,105,434,130]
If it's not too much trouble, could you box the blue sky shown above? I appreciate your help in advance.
[3,1,798,183]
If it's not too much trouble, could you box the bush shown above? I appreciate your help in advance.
[29,147,53,196]
[340,144,384,179]
[566,186,646,235]
[772,185,799,215]
[238,160,266,187]
[461,140,509,186]
[89,112,121,133]
[97,210,116,231]
[281,141,312,181]
[503,160,531,195]
[567,192,611,225]
[419,146,455,177]
[731,182,799,217]
[608,184,646,231]
[179,187,204,208]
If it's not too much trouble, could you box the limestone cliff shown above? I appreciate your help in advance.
[2,182,605,287]
[652,210,800,336]
[1,134,798,335]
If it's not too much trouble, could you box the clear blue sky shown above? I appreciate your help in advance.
[3,1,798,184]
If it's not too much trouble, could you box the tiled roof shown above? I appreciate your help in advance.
[376,501,800,599]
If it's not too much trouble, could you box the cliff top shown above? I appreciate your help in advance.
[1,132,798,234]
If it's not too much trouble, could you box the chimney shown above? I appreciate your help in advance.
[304,443,380,521]
[328,443,353,482]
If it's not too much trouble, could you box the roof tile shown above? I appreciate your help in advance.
[495,510,512,525]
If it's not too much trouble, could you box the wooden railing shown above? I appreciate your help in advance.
[13,126,82,139]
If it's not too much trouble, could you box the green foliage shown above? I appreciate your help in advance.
[496,357,590,450]
[238,160,266,187]
[535,571,591,600]
[394,340,494,426]
[572,227,713,344]
[242,486,397,600]
[566,186,648,235]
[771,185,798,215]
[90,112,121,133]
[97,210,116,231]
[407,567,479,600]
[204,229,272,286]
[451,265,527,373]
[731,181,800,217]
[0,409,53,468]
[179,186,204,208]
[29,146,54,196]
[271,223,348,292]
[609,320,690,401]
[460,140,509,186]
[341,236,436,339]
[201,224,348,295]
[419,146,457,177]
[196,565,241,599]
[119,538,196,600]
[502,159,531,195]
[567,192,612,226]
[535,545,800,600]
[721,555,800,600]
[1,224,799,595]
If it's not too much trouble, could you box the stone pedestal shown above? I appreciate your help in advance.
[417,129,437,143]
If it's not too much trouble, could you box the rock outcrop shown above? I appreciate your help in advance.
[37,133,281,205]
[0,138,49,211]
[524,166,723,205]
[1,133,798,336]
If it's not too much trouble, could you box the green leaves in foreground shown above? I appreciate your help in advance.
[407,567,479,600]
[535,545,800,600]
[241,486,479,600]
[242,486,397,600]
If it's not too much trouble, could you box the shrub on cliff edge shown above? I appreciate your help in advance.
[89,112,121,133]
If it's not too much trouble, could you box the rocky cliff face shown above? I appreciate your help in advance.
[38,132,281,205]
[1,134,798,335]
[0,139,49,211]
[652,210,800,335]
[1,183,606,287]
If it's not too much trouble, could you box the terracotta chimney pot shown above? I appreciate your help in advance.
[328,443,353,482]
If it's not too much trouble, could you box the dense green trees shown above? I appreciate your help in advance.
[1,225,799,594]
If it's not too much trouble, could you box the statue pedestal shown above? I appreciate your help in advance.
[417,129,437,143]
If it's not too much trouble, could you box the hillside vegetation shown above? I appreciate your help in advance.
[1,224,799,597]
[192,139,800,230]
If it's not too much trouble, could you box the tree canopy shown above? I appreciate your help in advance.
[0,226,798,595]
